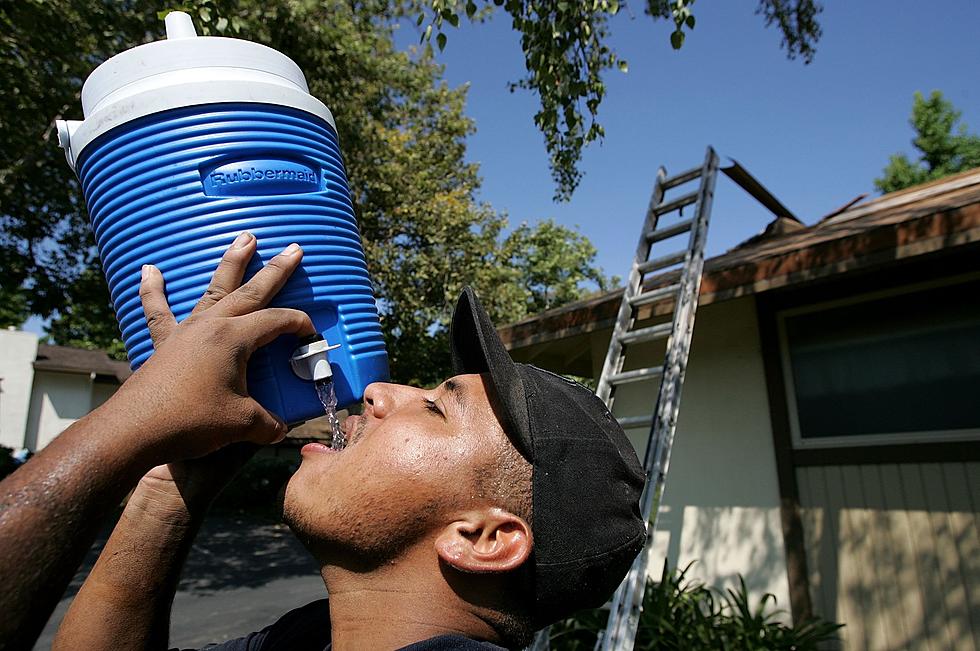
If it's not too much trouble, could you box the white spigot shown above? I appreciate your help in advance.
[56,119,83,171]
[290,336,340,382]
[165,11,198,39]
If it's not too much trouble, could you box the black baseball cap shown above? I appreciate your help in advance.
[449,287,647,627]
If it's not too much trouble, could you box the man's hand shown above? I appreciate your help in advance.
[136,231,296,514]
[0,233,314,650]
[112,233,315,463]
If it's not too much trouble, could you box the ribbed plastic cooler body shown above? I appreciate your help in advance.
[76,102,389,423]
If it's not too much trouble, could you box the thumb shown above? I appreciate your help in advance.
[235,308,317,354]
[240,398,289,445]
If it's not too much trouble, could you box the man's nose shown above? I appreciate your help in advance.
[363,382,417,419]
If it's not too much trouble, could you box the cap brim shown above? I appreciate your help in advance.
[450,287,533,460]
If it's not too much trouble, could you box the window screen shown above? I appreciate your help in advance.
[783,280,980,439]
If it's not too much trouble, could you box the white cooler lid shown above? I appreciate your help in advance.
[59,11,335,169]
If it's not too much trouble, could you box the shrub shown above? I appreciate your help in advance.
[548,562,842,650]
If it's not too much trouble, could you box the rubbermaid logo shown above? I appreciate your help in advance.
[202,159,322,197]
[209,167,318,185]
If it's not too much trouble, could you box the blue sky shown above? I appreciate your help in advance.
[393,0,980,279]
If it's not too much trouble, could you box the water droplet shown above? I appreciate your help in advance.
[314,378,346,451]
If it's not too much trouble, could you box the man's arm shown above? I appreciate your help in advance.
[53,235,277,650]
[0,235,313,651]
[0,405,164,651]
[51,458,237,651]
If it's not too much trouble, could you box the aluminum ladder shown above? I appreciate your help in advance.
[528,146,719,651]
[599,145,718,650]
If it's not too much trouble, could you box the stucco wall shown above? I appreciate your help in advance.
[90,380,118,411]
[0,330,40,450]
[593,296,791,614]
[25,371,98,451]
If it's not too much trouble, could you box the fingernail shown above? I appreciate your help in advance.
[141,264,150,280]
[232,231,253,249]
[282,243,301,256]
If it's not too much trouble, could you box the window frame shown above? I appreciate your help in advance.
[776,274,980,450]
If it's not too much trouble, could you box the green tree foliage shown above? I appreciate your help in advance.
[1,2,159,331]
[1,0,612,383]
[0,290,30,329]
[418,0,824,199]
[500,219,618,314]
[876,91,980,194]
[42,266,128,359]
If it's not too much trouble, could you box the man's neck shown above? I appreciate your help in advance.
[320,548,501,651]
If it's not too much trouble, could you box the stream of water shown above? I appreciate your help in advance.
[314,378,347,451]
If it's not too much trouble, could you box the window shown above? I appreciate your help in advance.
[778,279,980,447]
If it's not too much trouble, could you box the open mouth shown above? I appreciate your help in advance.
[301,414,365,457]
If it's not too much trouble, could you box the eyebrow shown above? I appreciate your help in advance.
[442,378,467,413]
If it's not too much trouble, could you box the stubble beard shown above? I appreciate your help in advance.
[281,417,457,572]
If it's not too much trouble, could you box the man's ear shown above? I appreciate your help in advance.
[435,507,532,574]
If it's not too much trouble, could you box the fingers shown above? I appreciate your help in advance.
[139,265,177,346]
[214,243,303,317]
[240,399,288,445]
[192,232,256,314]
[236,308,317,353]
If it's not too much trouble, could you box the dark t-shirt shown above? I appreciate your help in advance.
[180,599,507,651]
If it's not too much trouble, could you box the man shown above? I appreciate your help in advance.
[3,235,646,650]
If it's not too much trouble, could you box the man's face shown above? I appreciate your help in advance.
[283,373,509,564]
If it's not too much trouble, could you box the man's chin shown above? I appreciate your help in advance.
[280,474,304,528]
[280,473,330,541]
[279,486,347,565]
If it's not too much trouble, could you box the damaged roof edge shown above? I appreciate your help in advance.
[498,167,980,350]
[721,159,800,222]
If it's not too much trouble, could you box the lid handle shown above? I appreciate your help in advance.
[164,11,198,39]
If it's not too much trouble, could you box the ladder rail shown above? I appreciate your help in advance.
[600,146,719,651]
[529,147,716,651]
[594,167,667,407]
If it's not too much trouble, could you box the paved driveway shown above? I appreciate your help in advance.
[34,512,325,649]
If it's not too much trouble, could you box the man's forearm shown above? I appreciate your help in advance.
[53,477,206,651]
[0,404,157,651]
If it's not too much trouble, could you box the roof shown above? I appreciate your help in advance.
[33,344,132,382]
[499,167,980,350]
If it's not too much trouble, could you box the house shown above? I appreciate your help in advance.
[498,168,980,649]
[0,331,131,452]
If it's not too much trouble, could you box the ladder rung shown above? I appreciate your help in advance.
[646,218,694,244]
[608,366,663,387]
[637,251,686,274]
[617,414,653,429]
[662,165,702,190]
[619,322,672,345]
[629,283,681,307]
[654,191,698,216]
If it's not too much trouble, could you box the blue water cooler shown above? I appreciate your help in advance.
[57,11,389,423]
